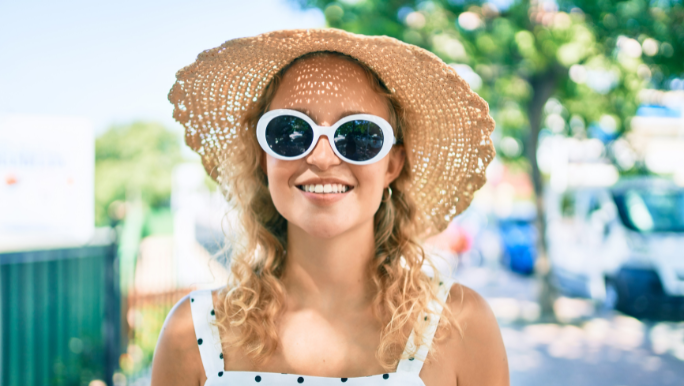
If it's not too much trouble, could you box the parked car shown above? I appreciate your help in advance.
[498,215,538,275]
[545,177,684,319]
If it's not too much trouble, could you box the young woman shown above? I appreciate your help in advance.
[152,29,508,386]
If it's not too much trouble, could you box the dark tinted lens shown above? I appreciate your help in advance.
[265,115,314,157]
[333,120,384,161]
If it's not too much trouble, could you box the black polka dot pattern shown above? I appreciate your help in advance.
[189,286,443,381]
[202,371,408,382]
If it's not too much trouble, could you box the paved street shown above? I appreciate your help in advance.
[455,266,684,386]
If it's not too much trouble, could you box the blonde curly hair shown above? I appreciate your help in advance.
[214,51,458,370]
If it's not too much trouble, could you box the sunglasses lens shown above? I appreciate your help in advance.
[265,115,314,157]
[333,120,384,162]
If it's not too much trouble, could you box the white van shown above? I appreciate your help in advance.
[545,177,684,318]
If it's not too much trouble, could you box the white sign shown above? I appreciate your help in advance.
[0,114,94,252]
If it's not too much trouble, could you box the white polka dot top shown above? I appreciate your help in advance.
[189,279,454,386]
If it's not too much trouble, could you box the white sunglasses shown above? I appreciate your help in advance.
[256,109,397,165]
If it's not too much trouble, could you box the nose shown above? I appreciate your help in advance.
[306,135,341,170]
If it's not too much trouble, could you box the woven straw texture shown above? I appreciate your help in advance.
[169,28,495,233]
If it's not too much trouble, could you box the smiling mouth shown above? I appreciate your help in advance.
[296,184,353,194]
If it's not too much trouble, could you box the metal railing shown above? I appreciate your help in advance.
[0,243,120,386]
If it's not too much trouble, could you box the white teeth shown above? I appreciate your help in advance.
[300,184,351,194]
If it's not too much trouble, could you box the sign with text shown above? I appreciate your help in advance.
[0,114,94,252]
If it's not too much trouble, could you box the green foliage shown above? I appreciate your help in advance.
[121,302,174,377]
[95,122,182,226]
[561,0,684,86]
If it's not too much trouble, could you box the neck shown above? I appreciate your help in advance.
[281,220,376,311]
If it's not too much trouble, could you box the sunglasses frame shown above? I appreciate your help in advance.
[256,109,397,166]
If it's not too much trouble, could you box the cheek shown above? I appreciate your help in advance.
[352,163,389,203]
[266,157,297,197]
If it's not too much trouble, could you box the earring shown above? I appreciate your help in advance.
[382,186,393,203]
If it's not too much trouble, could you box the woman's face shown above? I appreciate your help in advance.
[263,55,405,239]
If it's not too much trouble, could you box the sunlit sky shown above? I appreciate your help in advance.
[0,0,325,134]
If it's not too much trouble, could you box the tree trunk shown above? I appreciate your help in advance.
[526,65,562,321]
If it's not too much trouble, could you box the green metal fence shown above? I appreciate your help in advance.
[0,244,120,386]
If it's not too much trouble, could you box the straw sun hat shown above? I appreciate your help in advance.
[169,28,495,234]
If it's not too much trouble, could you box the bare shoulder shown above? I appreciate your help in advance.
[447,283,509,386]
[446,283,495,325]
[422,283,509,386]
[150,295,205,386]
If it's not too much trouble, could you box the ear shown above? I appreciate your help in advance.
[384,145,406,187]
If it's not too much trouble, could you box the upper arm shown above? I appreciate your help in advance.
[150,295,206,386]
[448,284,509,386]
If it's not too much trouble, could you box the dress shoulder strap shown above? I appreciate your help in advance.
[189,289,226,379]
[396,278,455,374]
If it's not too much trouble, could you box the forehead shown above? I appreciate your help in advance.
[269,54,389,123]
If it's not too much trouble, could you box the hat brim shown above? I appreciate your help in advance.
[169,28,495,234]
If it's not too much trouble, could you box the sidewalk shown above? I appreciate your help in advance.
[455,266,684,386]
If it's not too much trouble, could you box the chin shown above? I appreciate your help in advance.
[297,222,349,239]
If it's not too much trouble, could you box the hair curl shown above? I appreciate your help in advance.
[214,51,458,370]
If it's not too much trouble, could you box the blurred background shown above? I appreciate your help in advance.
[1,0,683,385]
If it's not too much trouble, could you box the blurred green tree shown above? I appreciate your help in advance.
[95,122,182,226]
[561,0,684,87]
